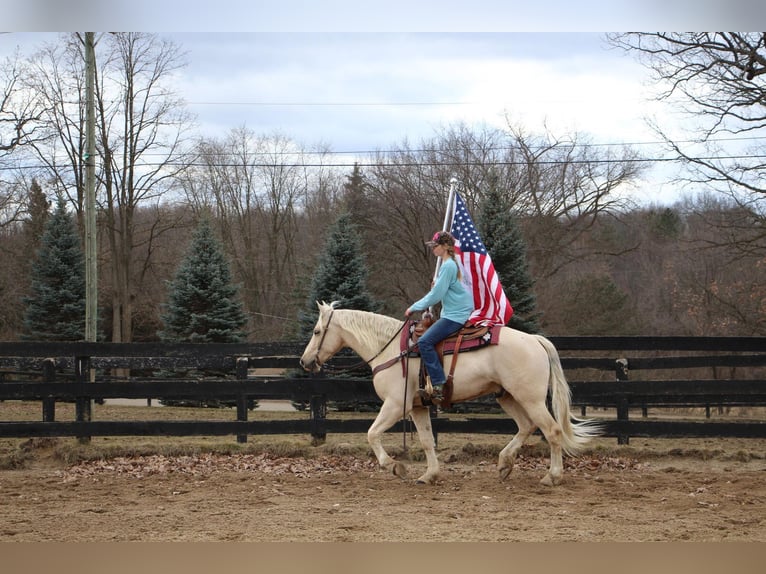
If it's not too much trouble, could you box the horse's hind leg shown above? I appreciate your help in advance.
[496,393,537,481]
[367,399,408,479]
[409,406,440,484]
[522,402,565,486]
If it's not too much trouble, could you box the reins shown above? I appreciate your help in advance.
[316,311,406,376]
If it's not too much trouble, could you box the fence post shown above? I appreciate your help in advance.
[42,358,56,422]
[74,356,92,444]
[310,395,327,445]
[616,396,630,445]
[235,357,249,444]
[615,358,630,445]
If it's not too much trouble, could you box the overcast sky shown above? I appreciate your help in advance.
[2,2,764,205]
[2,31,659,145]
[1,31,685,204]
[168,33,660,147]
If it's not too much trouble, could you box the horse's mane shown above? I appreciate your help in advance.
[334,309,403,350]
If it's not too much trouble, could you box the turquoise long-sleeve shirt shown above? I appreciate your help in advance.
[410,258,474,323]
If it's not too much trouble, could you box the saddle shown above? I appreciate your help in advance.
[409,314,493,352]
[372,314,502,410]
[409,317,499,409]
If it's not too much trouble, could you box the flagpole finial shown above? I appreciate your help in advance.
[450,176,459,186]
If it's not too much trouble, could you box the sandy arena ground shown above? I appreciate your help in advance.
[1,433,764,542]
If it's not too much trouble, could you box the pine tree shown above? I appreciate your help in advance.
[297,212,381,339]
[559,274,637,335]
[159,218,247,343]
[295,211,381,413]
[342,163,370,224]
[24,178,51,253]
[22,197,86,341]
[478,175,541,334]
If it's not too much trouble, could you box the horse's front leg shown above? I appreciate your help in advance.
[409,406,440,484]
[367,399,408,479]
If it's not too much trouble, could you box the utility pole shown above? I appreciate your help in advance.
[84,32,97,344]
[78,31,98,443]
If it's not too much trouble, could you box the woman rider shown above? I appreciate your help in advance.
[405,230,474,403]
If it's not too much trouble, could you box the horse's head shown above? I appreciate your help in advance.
[299,301,344,372]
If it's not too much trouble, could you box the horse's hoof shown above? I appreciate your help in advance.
[540,474,561,487]
[392,462,408,479]
[498,466,512,481]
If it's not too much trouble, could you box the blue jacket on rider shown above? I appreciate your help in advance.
[409,258,473,324]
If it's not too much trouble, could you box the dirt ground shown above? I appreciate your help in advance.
[1,432,764,542]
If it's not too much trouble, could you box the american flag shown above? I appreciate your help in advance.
[450,192,513,326]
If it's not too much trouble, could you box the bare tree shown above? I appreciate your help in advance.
[359,123,643,313]
[181,128,334,338]
[23,32,194,342]
[0,175,26,230]
[1,50,46,155]
[606,32,766,256]
[1,51,48,230]
[1,50,51,338]
[361,141,456,310]
[507,123,642,279]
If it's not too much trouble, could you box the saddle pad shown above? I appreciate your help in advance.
[402,319,501,355]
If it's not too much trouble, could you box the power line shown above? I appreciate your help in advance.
[4,154,766,172]
[4,128,765,171]
[22,133,758,161]
[188,101,477,107]
[111,134,766,158]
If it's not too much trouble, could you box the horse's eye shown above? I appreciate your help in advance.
[314,329,321,336]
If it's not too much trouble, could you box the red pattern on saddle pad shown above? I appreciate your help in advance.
[443,325,501,353]
[401,320,501,356]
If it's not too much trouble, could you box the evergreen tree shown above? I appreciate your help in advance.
[159,218,247,343]
[560,274,637,335]
[295,211,382,413]
[297,212,381,339]
[22,196,86,341]
[648,207,684,241]
[24,178,51,252]
[478,175,541,334]
[342,163,370,224]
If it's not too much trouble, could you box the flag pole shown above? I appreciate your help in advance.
[432,177,459,282]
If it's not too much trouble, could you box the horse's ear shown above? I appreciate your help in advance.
[317,301,331,313]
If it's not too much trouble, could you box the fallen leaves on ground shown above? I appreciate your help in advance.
[56,452,643,481]
[57,453,379,480]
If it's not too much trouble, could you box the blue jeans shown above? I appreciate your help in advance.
[417,317,464,387]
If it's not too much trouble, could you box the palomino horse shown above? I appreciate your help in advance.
[300,302,601,486]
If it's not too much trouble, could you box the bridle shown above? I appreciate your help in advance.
[311,307,335,369]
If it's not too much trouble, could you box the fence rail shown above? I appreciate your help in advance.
[1,338,765,445]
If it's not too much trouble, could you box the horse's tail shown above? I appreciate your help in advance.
[534,334,602,454]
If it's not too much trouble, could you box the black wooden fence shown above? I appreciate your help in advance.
[0,337,765,445]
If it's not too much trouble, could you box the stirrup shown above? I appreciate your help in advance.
[418,386,443,406]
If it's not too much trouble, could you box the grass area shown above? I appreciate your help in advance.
[1,400,764,470]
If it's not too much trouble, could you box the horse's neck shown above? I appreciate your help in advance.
[336,311,401,361]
